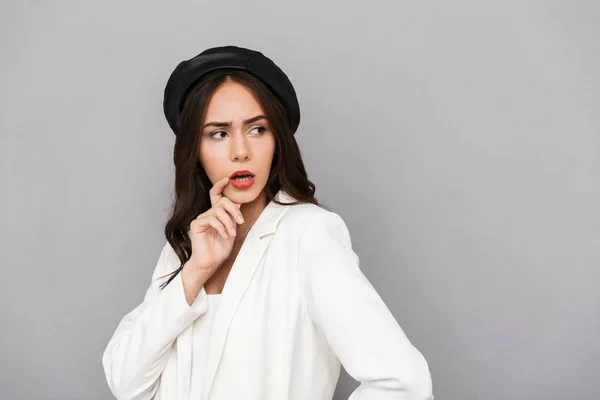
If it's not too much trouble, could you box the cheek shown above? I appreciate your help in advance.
[256,141,276,172]
[259,135,276,158]
[198,145,226,178]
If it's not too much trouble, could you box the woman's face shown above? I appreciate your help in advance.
[198,81,276,205]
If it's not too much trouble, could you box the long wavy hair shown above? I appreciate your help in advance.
[158,69,323,290]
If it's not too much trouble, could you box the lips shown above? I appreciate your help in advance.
[229,170,256,190]
[230,170,255,179]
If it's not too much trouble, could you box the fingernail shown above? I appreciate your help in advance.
[237,215,244,223]
[230,228,236,235]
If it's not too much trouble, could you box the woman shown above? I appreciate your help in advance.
[102,45,434,400]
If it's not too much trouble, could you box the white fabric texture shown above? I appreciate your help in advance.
[189,294,222,400]
[102,189,434,400]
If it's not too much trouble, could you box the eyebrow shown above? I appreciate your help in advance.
[203,115,267,129]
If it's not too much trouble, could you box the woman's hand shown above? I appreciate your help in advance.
[185,176,245,282]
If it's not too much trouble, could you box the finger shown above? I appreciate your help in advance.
[191,215,228,239]
[190,218,210,235]
[209,176,230,206]
[213,206,237,236]
[217,196,245,224]
[206,215,229,239]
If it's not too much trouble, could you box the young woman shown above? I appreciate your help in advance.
[102,45,434,400]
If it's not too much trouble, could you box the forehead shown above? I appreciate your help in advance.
[204,82,265,121]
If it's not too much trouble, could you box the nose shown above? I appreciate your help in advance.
[230,130,250,162]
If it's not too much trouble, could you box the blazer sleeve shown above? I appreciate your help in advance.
[102,241,209,400]
[297,211,434,400]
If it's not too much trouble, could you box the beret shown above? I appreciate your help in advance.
[163,45,300,136]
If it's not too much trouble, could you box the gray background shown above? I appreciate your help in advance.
[1,1,598,399]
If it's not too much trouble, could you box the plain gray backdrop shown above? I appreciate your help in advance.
[1,1,599,399]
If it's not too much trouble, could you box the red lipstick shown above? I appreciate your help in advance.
[229,170,255,190]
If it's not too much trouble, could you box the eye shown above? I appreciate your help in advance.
[250,126,266,135]
[210,131,228,140]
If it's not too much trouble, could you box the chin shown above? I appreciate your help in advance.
[224,187,261,203]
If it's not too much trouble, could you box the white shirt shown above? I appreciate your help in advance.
[189,294,222,400]
[102,189,434,400]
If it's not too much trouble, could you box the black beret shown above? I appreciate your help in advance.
[163,45,301,136]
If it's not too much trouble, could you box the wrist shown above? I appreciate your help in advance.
[182,260,211,286]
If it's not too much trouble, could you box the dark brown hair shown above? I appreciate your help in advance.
[158,69,324,290]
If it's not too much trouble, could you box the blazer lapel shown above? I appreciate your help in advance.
[196,189,296,400]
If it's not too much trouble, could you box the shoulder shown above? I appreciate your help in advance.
[281,201,337,224]
[280,202,351,243]
[282,201,329,220]
[281,203,358,270]
[273,189,346,230]
[151,240,182,283]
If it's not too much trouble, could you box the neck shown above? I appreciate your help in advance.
[236,188,269,236]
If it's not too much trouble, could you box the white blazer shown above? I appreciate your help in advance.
[102,189,434,400]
